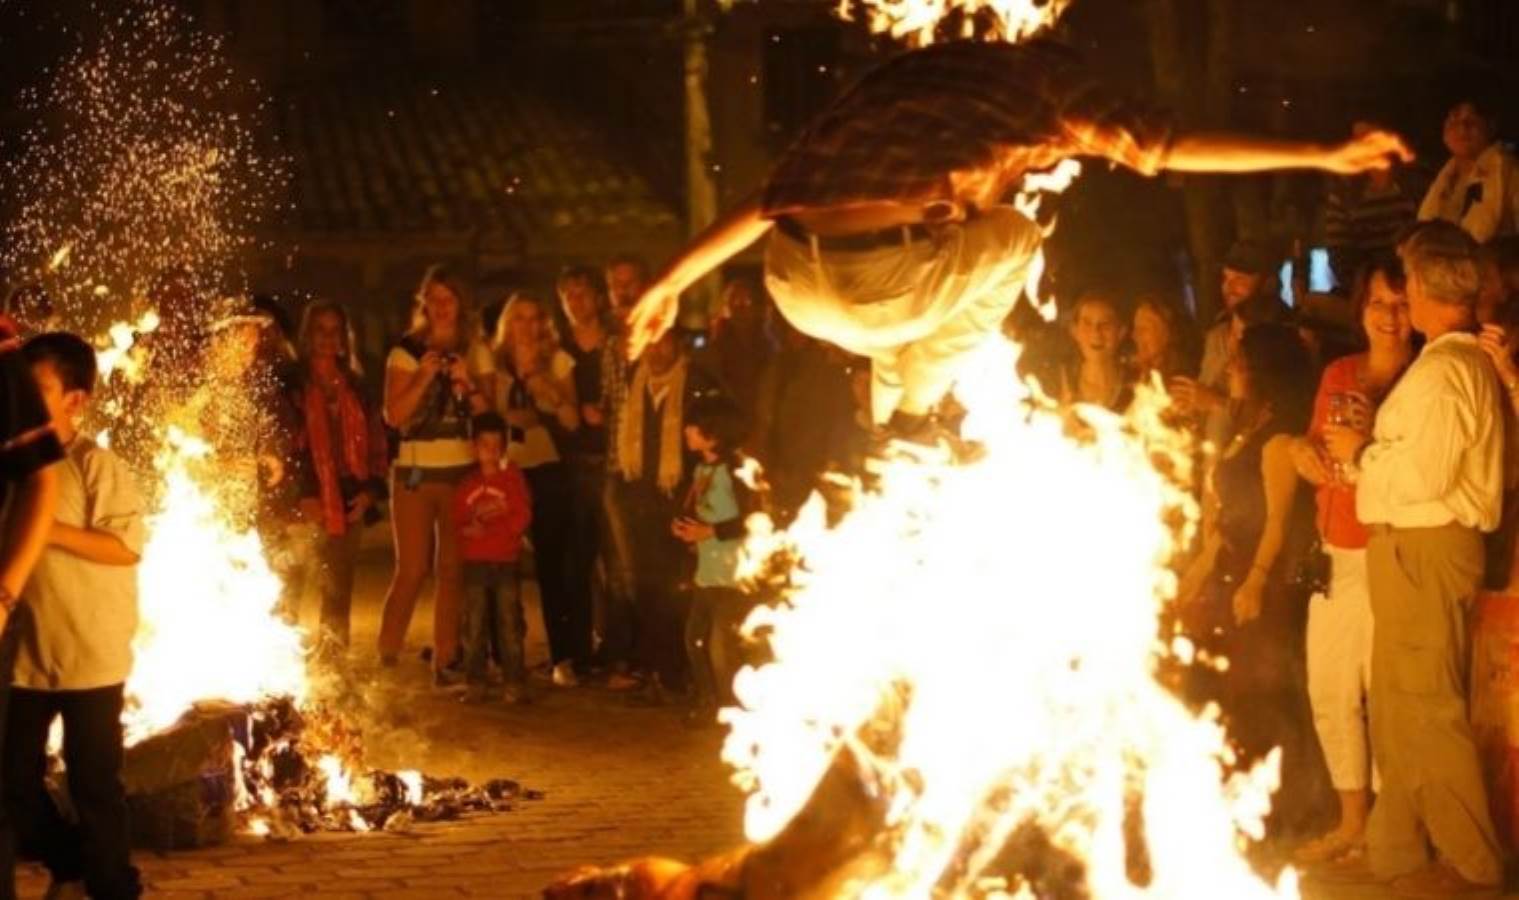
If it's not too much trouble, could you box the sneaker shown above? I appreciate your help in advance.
[551,660,579,688]
[460,685,491,704]
[433,666,464,689]
[43,882,86,900]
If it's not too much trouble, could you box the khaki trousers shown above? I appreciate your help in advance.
[378,474,464,670]
[764,206,1041,424]
[1366,523,1502,884]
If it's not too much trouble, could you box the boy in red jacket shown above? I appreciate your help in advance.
[454,412,533,703]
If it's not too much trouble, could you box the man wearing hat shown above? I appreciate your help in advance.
[622,39,1410,444]
[1173,240,1289,453]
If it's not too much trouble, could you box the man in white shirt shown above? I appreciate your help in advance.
[1325,221,1504,893]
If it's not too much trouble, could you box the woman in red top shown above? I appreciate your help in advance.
[1287,256,1414,865]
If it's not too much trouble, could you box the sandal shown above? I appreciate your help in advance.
[1293,831,1362,866]
[1305,842,1377,885]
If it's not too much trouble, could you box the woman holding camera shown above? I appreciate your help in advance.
[492,292,586,687]
[381,266,493,684]
[286,299,389,655]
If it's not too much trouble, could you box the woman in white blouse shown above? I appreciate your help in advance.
[380,266,494,682]
[1419,98,1519,243]
[492,293,586,688]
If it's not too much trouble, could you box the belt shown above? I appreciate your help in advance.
[776,215,936,253]
[1367,521,1470,536]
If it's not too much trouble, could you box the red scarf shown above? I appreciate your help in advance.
[304,373,373,536]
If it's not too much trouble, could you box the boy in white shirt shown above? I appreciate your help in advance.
[8,332,142,899]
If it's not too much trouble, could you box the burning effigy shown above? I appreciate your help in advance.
[3,1,539,849]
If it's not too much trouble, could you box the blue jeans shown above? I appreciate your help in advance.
[461,562,524,687]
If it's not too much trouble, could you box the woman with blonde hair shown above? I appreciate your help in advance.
[492,292,588,687]
[380,265,493,684]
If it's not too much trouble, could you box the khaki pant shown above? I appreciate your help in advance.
[378,474,464,670]
[764,206,1041,424]
[1366,524,1502,884]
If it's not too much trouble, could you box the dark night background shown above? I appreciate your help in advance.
[1,0,1516,349]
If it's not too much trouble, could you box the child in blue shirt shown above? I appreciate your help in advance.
[672,397,762,720]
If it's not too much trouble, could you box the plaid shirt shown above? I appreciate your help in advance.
[761,40,1175,217]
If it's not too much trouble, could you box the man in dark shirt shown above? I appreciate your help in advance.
[0,326,64,900]
[626,39,1413,440]
[0,330,62,617]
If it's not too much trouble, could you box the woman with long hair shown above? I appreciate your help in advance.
[1177,322,1321,831]
[380,266,492,684]
[287,299,389,654]
[1130,292,1197,384]
[492,291,586,687]
[1056,290,1132,411]
[557,268,615,661]
[1286,256,1414,865]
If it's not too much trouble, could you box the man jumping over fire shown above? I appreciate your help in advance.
[626,39,1413,442]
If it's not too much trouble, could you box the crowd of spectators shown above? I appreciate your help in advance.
[3,93,1519,897]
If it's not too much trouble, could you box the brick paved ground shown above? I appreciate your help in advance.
[16,549,745,899]
[12,546,1515,898]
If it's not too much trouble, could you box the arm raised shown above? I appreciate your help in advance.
[1165,127,1413,176]
[627,198,775,360]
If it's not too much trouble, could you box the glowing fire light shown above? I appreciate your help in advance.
[398,770,425,807]
[317,754,357,806]
[722,339,1296,898]
[316,755,374,833]
[837,0,1072,45]
[719,0,1069,46]
[95,310,160,384]
[124,426,307,744]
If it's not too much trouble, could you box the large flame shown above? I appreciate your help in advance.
[124,425,307,744]
[835,0,1073,45]
[723,339,1296,898]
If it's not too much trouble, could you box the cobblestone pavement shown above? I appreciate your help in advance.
[18,549,745,899]
[13,548,1515,898]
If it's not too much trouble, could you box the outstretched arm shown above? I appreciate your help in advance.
[1164,127,1413,176]
[626,197,775,360]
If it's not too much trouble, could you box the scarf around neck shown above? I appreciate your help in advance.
[619,357,687,494]
[304,371,373,536]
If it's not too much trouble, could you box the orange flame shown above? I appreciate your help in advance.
[724,339,1298,897]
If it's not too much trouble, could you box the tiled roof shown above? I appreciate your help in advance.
[275,69,682,252]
